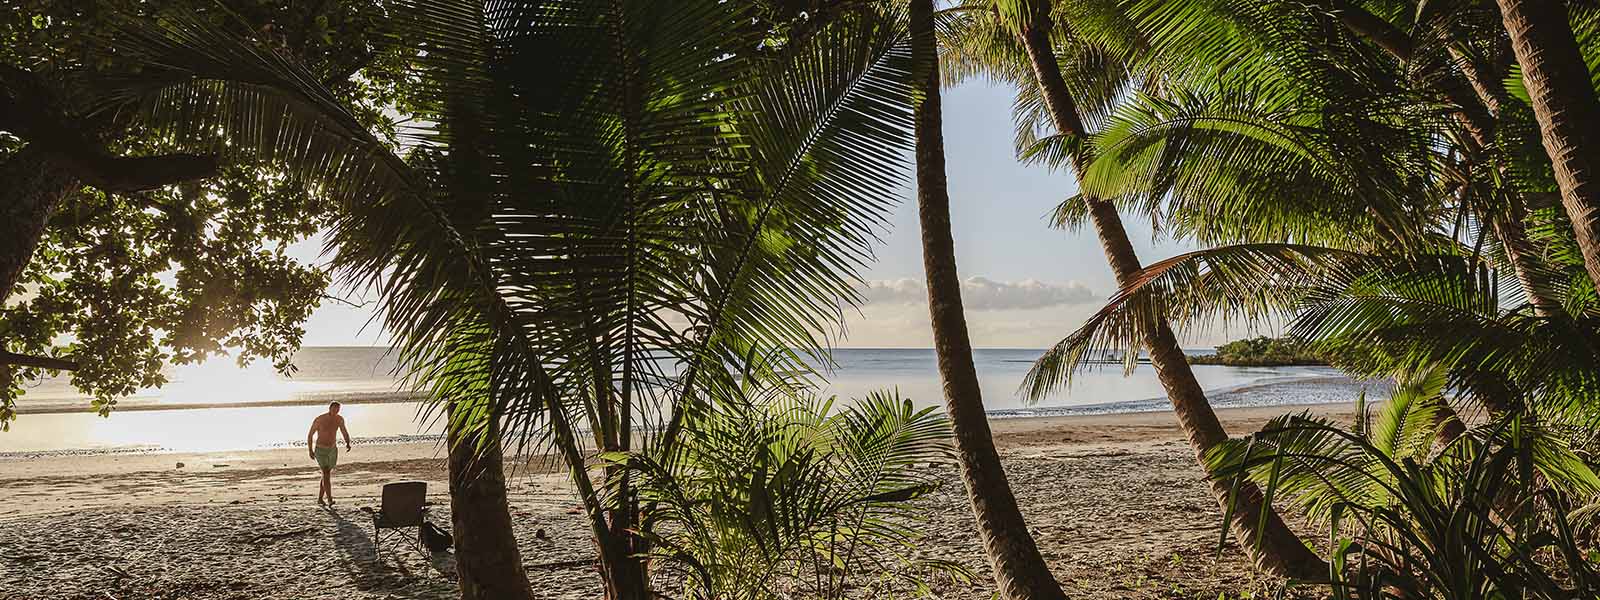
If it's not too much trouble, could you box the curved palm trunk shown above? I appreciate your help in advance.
[448,419,535,600]
[439,98,538,599]
[910,2,1065,598]
[1018,14,1325,579]
[1491,205,1560,319]
[1494,0,1600,293]
[1085,203,1326,578]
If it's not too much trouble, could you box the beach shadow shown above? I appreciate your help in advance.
[428,547,457,577]
[327,507,457,598]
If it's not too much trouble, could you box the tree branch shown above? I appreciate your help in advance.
[320,293,373,308]
[0,66,220,193]
[0,351,77,371]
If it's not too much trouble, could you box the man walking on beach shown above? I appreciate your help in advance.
[308,402,352,506]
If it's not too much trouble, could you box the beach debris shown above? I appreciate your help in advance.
[212,463,229,468]
[175,462,185,469]
[525,558,595,571]
[534,528,548,540]
[102,565,131,584]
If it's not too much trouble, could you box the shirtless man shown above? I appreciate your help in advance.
[307,402,352,506]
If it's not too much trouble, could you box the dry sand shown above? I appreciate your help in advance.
[0,403,1356,599]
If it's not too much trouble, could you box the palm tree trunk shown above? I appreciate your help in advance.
[597,531,650,600]
[541,388,649,600]
[1494,0,1600,293]
[1086,203,1326,578]
[1019,12,1325,580]
[910,2,1065,598]
[1490,202,1560,317]
[447,418,535,600]
[1335,1,1559,314]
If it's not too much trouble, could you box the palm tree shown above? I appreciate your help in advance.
[941,0,1325,578]
[1209,387,1600,598]
[910,0,1065,598]
[93,3,923,598]
[1028,1,1597,416]
[621,384,962,599]
[448,418,535,599]
[1328,0,1562,315]
[1492,0,1600,293]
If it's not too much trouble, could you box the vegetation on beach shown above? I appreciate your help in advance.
[8,0,1600,599]
[1189,337,1327,367]
[1013,0,1600,597]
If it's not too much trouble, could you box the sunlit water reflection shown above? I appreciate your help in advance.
[2,348,1372,454]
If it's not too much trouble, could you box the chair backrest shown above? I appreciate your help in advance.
[380,481,427,526]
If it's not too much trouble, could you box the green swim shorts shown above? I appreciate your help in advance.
[314,446,338,470]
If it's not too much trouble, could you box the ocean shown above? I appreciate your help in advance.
[1,347,1378,454]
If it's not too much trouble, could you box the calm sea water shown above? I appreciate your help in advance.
[1,347,1374,454]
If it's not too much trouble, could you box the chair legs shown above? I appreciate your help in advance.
[370,522,428,560]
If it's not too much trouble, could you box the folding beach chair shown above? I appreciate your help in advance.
[371,480,428,557]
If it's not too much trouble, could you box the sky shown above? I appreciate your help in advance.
[291,80,1223,350]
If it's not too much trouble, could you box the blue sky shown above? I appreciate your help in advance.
[294,79,1214,349]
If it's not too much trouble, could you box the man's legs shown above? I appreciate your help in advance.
[321,467,333,505]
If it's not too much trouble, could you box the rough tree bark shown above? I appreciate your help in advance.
[1018,8,1326,580]
[910,1,1066,598]
[1493,0,1600,293]
[447,419,535,600]
[0,147,78,305]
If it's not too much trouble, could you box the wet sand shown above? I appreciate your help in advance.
[0,403,1354,599]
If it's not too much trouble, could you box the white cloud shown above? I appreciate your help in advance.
[859,278,927,305]
[859,277,1096,310]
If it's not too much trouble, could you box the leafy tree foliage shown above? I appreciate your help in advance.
[1191,336,1326,367]
[87,1,923,596]
[1009,0,1600,594]
[0,0,411,425]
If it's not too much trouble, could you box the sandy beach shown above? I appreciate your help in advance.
[0,403,1355,599]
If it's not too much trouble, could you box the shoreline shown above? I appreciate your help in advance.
[3,368,1377,458]
[12,358,1347,418]
[0,401,1356,599]
[0,401,1360,519]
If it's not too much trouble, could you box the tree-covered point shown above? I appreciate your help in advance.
[0,0,413,426]
[1189,336,1327,367]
